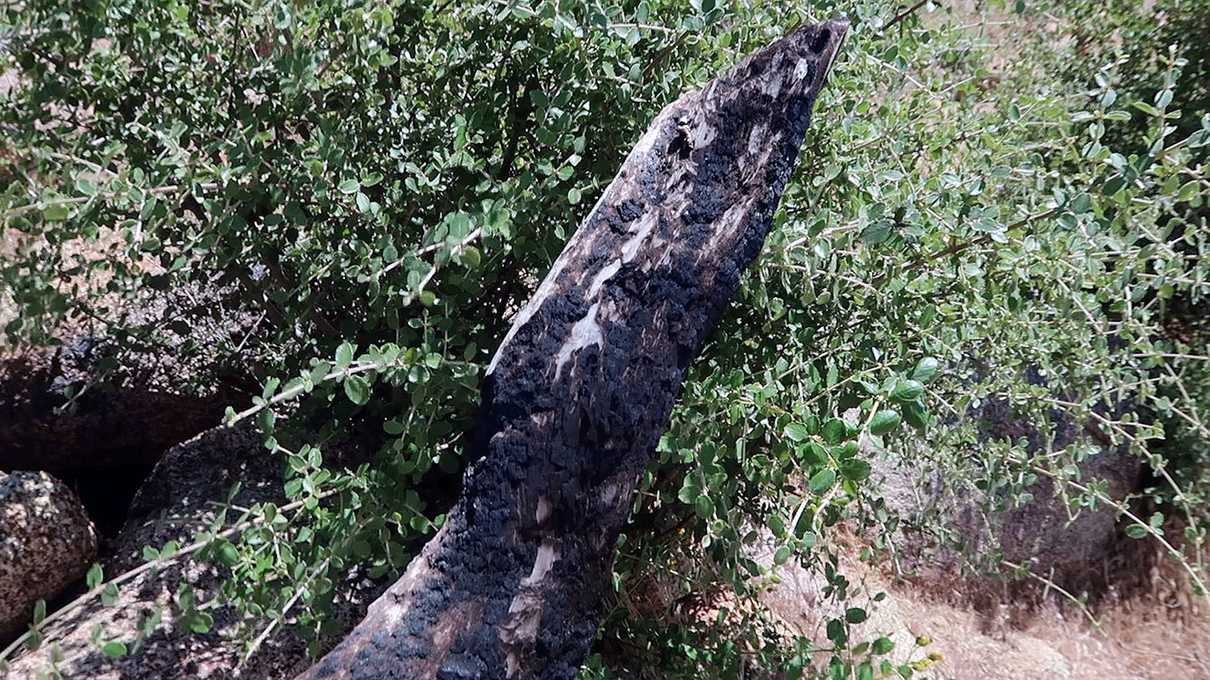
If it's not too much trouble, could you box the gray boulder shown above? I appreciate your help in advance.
[1,279,261,475]
[0,471,98,640]
[1,424,383,679]
[870,395,1141,588]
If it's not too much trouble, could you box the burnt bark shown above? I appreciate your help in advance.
[301,20,848,680]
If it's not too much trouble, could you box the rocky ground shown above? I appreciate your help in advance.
[758,530,1210,679]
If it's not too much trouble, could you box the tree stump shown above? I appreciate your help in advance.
[301,19,848,680]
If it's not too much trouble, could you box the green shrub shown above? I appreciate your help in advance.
[1,0,1207,678]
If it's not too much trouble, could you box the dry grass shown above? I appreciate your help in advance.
[758,530,1209,679]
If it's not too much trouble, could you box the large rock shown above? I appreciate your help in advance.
[1,424,383,679]
[751,535,1135,680]
[0,471,98,640]
[0,279,260,474]
[0,338,235,474]
[871,393,1142,589]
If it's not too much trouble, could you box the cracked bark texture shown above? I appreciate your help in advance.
[301,19,848,680]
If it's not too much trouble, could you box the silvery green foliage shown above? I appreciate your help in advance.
[1,0,1206,678]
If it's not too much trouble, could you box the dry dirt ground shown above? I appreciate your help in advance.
[758,535,1210,680]
[884,581,1210,679]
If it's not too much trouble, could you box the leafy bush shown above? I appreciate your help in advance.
[1064,0,1210,518]
[1,0,1207,678]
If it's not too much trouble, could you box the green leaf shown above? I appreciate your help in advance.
[832,441,858,459]
[344,375,370,405]
[1125,524,1147,539]
[809,468,836,493]
[892,379,924,401]
[822,418,846,444]
[309,362,332,385]
[1149,511,1165,529]
[869,410,901,435]
[261,377,280,401]
[767,514,786,538]
[460,246,482,268]
[86,563,104,590]
[840,458,871,482]
[1132,101,1162,117]
[43,204,72,221]
[216,542,240,566]
[861,220,893,246]
[784,423,810,442]
[911,357,940,382]
[903,400,929,430]
[356,191,371,213]
[187,611,213,634]
[773,545,793,565]
[803,442,827,466]
[846,607,867,623]
[75,177,98,196]
[873,636,895,655]
[1177,180,1201,203]
[338,179,360,194]
[101,583,120,606]
[334,343,355,371]
[826,618,846,645]
[1101,174,1126,196]
[677,477,701,505]
[101,641,128,658]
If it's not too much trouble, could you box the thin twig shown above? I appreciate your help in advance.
[884,0,931,31]
[239,557,331,667]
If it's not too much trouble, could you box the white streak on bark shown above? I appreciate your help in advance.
[588,259,622,298]
[525,541,559,584]
[535,496,552,524]
[553,302,603,380]
[621,213,658,263]
[501,539,562,677]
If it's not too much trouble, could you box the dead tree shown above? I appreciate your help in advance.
[301,19,848,680]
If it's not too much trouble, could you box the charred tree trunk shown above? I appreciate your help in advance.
[301,20,848,680]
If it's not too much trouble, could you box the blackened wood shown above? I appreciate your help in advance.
[301,19,848,680]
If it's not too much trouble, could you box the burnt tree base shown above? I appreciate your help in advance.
[301,19,848,680]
